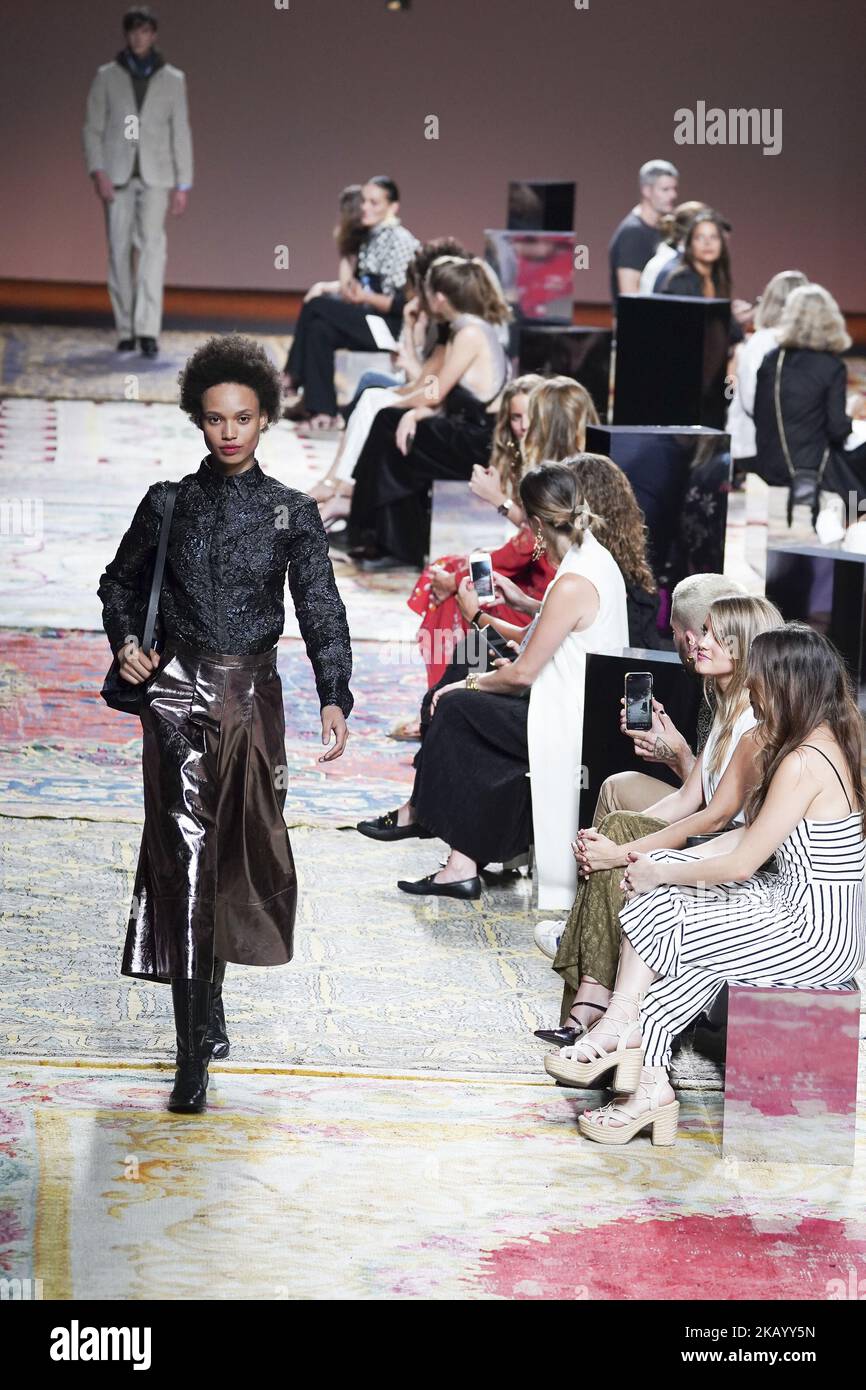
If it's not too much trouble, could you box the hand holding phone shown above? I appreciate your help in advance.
[469,550,496,606]
[624,671,653,732]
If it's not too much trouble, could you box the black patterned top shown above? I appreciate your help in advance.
[356,217,421,298]
[97,457,354,717]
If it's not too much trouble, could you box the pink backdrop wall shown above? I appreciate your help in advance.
[2,0,863,309]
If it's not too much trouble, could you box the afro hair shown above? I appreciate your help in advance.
[178,333,283,425]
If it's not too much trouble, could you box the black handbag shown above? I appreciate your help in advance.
[100,483,179,714]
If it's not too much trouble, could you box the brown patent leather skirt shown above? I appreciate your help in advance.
[121,638,297,983]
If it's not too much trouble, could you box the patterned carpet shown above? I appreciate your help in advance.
[4,1062,866,1300]
[0,631,426,827]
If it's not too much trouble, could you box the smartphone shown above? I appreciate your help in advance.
[624,671,653,731]
[469,550,496,606]
[484,626,518,664]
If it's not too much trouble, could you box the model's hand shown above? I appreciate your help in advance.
[468,464,506,509]
[170,189,189,216]
[395,410,418,456]
[456,576,481,623]
[620,851,664,898]
[428,565,458,603]
[117,637,159,684]
[430,680,466,715]
[342,280,366,305]
[92,170,115,203]
[319,705,348,762]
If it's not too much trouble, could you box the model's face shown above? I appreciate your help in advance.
[127,23,156,58]
[361,184,395,228]
[509,393,531,442]
[691,221,722,266]
[200,383,267,471]
[694,617,735,679]
[645,175,679,214]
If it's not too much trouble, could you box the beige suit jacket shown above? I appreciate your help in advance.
[83,61,193,188]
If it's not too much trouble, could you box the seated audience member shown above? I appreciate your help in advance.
[408,376,595,689]
[726,270,810,474]
[295,184,365,312]
[357,462,629,906]
[608,160,679,301]
[639,201,707,294]
[538,595,781,1045]
[306,238,469,520]
[753,283,862,527]
[553,624,866,1148]
[346,256,513,572]
[381,450,665,748]
[284,176,420,430]
[658,209,751,334]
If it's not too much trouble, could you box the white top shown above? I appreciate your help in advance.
[527,530,630,910]
[639,243,678,294]
[726,327,778,459]
[701,703,758,822]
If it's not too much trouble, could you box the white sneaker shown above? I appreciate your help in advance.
[533,919,564,959]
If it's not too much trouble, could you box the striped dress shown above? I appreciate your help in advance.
[619,753,866,1068]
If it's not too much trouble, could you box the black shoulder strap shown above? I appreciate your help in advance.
[801,743,852,811]
[141,483,178,652]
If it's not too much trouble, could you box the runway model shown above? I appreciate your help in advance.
[98,334,353,1113]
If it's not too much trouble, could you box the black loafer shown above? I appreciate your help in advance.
[356,810,433,842]
[397,873,481,899]
[533,1026,582,1047]
[117,337,137,352]
[139,336,159,357]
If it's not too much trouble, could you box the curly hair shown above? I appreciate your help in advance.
[405,237,468,300]
[563,453,657,594]
[776,283,851,353]
[178,334,283,425]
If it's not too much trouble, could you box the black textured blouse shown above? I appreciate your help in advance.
[97,456,354,717]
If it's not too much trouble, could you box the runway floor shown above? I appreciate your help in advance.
[2,325,865,1300]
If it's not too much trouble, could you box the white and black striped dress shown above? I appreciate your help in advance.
[619,746,866,1069]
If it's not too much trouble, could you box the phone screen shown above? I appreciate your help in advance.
[625,672,653,731]
[470,554,495,601]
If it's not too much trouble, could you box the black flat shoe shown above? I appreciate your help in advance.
[116,337,136,352]
[533,1026,582,1047]
[356,810,433,842]
[397,872,482,899]
[358,552,407,573]
[139,336,159,358]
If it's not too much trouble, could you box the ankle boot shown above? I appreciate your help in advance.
[168,977,213,1113]
[204,956,230,1060]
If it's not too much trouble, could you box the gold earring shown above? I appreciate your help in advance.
[530,526,545,562]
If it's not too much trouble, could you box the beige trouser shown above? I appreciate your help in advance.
[104,177,170,339]
[591,770,672,826]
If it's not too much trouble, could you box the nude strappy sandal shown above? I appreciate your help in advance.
[543,990,643,1091]
[577,1069,679,1147]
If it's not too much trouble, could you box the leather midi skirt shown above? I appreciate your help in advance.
[121,639,297,983]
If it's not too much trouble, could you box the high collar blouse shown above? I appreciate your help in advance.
[97,456,354,717]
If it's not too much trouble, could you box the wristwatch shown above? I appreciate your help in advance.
[497,501,511,517]
[466,673,482,691]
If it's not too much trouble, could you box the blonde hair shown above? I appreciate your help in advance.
[753,270,809,330]
[776,283,851,353]
[425,255,512,326]
[670,573,745,636]
[522,377,600,470]
[702,594,784,780]
[489,374,544,497]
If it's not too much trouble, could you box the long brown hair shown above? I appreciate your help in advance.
[701,595,784,778]
[744,624,866,833]
[425,256,511,326]
[488,374,544,497]
[666,210,732,298]
[564,453,656,593]
[522,377,599,470]
[334,185,364,258]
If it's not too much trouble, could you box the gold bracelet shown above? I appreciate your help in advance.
[466,673,482,692]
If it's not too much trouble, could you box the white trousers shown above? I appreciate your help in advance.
[104,177,171,339]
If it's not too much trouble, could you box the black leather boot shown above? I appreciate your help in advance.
[204,956,230,1060]
[168,977,213,1113]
